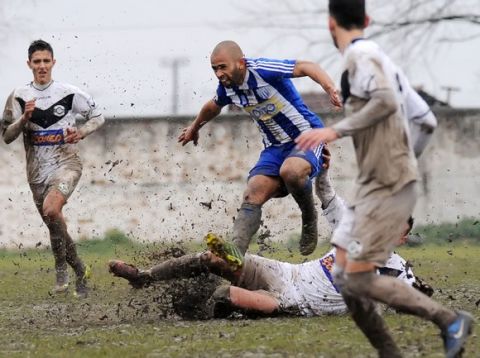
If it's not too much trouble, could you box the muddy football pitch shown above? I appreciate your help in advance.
[0,231,478,357]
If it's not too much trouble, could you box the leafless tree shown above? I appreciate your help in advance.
[233,0,480,64]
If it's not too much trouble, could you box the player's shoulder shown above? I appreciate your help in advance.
[55,81,92,99]
[53,81,82,93]
[246,57,295,70]
[11,83,33,98]
[345,39,383,64]
[384,251,407,270]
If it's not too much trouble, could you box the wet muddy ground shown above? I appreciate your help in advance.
[0,241,478,357]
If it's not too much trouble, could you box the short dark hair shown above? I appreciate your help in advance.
[407,216,415,232]
[328,0,366,30]
[28,40,54,60]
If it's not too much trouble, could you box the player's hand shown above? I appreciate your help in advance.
[295,128,339,151]
[178,125,199,146]
[65,127,83,144]
[328,88,342,109]
[321,145,331,170]
[22,99,36,122]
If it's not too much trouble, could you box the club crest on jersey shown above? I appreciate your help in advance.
[320,254,335,274]
[319,253,339,292]
[31,129,65,146]
[53,105,66,117]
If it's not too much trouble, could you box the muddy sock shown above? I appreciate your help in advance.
[47,219,68,274]
[232,203,262,255]
[64,232,85,278]
[341,290,402,358]
[287,180,318,255]
[322,195,347,231]
[147,254,207,281]
[345,271,457,330]
[315,171,336,209]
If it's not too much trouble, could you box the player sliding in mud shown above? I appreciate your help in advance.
[109,155,432,318]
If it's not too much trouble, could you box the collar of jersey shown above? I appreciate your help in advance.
[31,80,54,91]
[236,69,251,90]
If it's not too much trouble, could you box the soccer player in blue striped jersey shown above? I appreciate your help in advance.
[179,40,341,259]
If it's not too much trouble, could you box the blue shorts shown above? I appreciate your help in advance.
[248,142,324,180]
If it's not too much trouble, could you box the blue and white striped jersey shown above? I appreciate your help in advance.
[213,58,324,147]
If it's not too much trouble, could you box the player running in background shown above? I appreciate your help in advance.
[1,40,105,298]
[295,1,473,357]
[178,40,341,261]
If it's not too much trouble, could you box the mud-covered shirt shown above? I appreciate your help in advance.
[333,39,419,203]
[237,249,416,317]
[2,81,102,184]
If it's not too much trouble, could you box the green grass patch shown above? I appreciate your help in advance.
[0,229,478,357]
[414,217,480,244]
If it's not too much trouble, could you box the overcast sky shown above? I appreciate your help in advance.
[2,0,479,117]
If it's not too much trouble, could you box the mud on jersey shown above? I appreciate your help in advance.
[237,249,416,317]
[2,81,102,184]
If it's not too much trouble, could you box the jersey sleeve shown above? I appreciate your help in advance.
[2,90,23,127]
[247,58,296,81]
[405,87,436,127]
[72,87,102,119]
[213,84,231,107]
[347,53,390,99]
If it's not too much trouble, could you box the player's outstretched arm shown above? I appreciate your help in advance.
[78,114,105,139]
[292,60,341,108]
[228,286,279,314]
[296,88,398,151]
[178,99,221,146]
[332,88,398,137]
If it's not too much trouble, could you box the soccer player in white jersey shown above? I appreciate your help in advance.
[108,166,428,318]
[178,40,342,260]
[1,40,105,298]
[295,1,473,357]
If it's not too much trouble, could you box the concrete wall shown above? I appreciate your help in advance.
[1,108,479,247]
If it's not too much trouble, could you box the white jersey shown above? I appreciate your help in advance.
[343,39,432,126]
[2,81,102,184]
[237,249,415,317]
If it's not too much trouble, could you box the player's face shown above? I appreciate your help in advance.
[211,52,245,88]
[28,50,55,85]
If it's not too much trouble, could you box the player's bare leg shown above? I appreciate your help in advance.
[231,175,282,255]
[109,251,241,287]
[42,189,88,297]
[280,157,317,255]
[334,248,402,358]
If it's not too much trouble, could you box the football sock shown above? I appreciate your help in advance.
[232,203,262,255]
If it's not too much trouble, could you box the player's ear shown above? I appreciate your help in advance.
[364,15,370,29]
[328,16,336,32]
[52,58,56,67]
[27,60,32,69]
[239,57,246,70]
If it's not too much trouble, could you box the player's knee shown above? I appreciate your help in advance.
[279,167,307,189]
[242,191,267,205]
[42,206,62,223]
